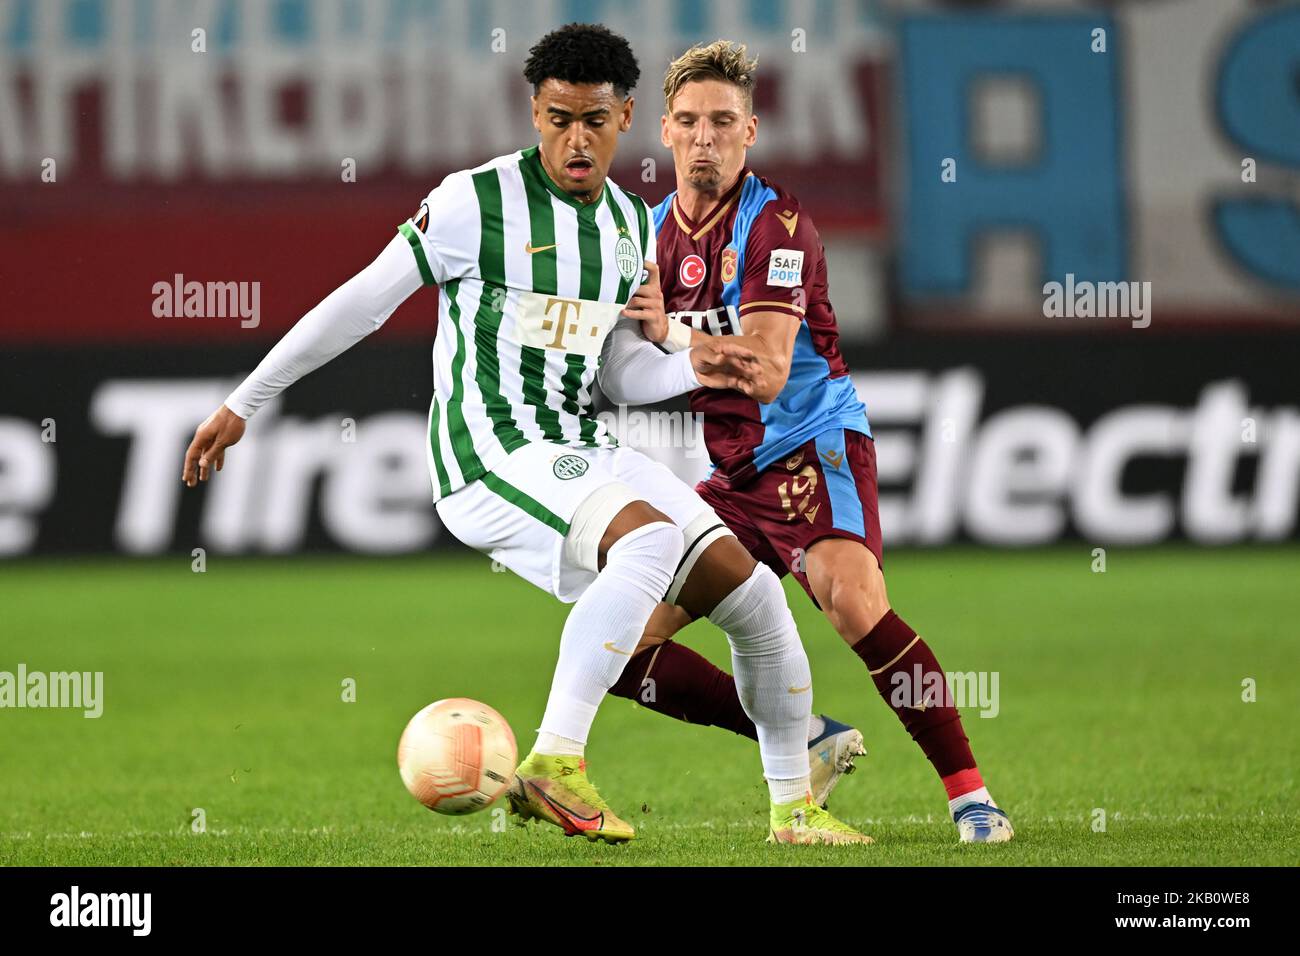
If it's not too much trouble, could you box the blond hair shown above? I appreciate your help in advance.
[663,40,759,112]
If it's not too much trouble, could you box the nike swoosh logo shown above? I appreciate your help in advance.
[603,641,631,656]
[788,683,811,694]
[903,701,928,712]
[525,242,557,255]
[528,781,603,834]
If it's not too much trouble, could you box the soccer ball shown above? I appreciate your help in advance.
[397,698,518,815]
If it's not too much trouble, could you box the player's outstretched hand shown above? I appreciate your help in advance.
[621,260,669,343]
[182,405,247,487]
[691,339,768,397]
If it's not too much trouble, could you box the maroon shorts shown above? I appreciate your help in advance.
[695,428,883,606]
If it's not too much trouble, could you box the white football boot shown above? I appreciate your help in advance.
[807,715,867,807]
[954,802,1015,843]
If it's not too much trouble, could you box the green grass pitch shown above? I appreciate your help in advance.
[2,546,1297,866]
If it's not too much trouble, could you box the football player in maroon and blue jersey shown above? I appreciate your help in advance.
[607,40,1013,843]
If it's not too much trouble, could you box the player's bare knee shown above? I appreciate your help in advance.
[674,535,755,618]
[807,539,890,641]
[824,568,890,643]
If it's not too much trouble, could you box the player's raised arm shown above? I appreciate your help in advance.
[181,234,424,487]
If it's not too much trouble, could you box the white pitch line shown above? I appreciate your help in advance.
[4,810,1290,842]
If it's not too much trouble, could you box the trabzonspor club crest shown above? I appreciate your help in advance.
[721,247,737,283]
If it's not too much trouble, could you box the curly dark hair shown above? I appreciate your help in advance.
[523,23,640,99]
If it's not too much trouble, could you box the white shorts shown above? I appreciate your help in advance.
[435,442,727,603]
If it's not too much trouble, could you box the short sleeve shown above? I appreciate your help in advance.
[738,202,819,322]
[397,172,480,286]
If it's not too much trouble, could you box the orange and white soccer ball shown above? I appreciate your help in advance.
[397,698,518,815]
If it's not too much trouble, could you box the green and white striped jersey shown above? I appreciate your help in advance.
[398,146,654,501]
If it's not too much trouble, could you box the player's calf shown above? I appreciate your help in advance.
[697,557,821,816]
[806,538,1010,842]
[535,507,681,759]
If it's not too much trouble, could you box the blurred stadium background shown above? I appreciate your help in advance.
[3,0,1299,557]
[1,0,1298,865]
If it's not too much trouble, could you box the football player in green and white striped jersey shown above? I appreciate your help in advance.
[399,140,649,498]
[181,24,869,846]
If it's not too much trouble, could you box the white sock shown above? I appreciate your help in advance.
[534,732,584,757]
[769,776,811,804]
[807,714,826,742]
[948,786,995,817]
[707,563,813,803]
[537,521,682,747]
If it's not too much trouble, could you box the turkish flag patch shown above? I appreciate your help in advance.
[679,254,706,288]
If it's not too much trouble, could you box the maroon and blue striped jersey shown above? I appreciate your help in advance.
[653,168,870,486]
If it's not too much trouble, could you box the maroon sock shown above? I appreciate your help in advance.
[608,640,757,740]
[852,610,982,792]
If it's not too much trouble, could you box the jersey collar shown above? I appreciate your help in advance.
[672,168,751,241]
